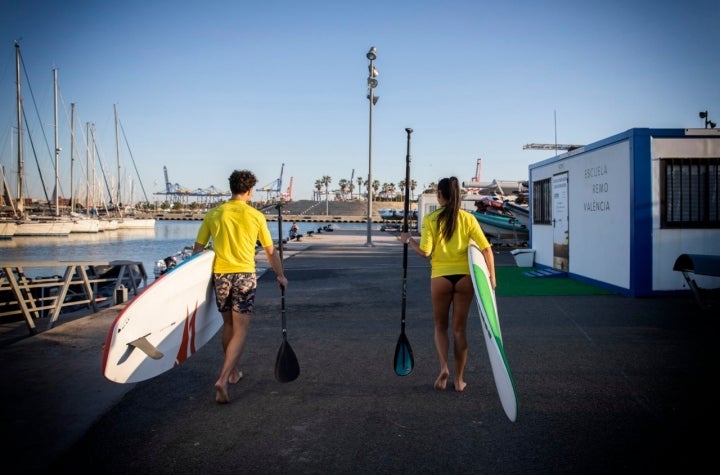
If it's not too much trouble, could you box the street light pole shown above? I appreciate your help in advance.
[365,46,379,247]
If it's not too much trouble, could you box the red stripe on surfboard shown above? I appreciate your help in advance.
[175,302,199,366]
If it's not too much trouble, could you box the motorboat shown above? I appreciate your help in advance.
[502,200,530,228]
[471,210,529,242]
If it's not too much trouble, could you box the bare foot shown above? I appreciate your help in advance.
[454,379,467,392]
[214,382,229,404]
[229,369,244,384]
[434,370,449,390]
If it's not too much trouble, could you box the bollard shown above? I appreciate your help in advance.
[114,284,128,305]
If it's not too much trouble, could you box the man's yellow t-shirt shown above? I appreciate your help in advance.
[195,200,273,274]
[418,208,491,278]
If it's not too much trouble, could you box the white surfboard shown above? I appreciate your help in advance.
[468,240,518,422]
[102,250,222,384]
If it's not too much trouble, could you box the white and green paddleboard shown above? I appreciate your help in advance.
[468,240,518,422]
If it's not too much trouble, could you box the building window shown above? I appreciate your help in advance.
[532,178,552,224]
[661,157,719,228]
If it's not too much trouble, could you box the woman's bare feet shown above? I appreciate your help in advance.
[434,369,450,390]
[454,378,467,392]
[229,369,244,384]
[214,381,229,404]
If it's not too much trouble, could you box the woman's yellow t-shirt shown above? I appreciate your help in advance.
[419,208,491,278]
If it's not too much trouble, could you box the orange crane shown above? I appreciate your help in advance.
[280,177,293,201]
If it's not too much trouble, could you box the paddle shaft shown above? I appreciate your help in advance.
[401,128,413,332]
[276,204,288,342]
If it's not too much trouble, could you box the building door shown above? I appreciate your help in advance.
[552,173,569,271]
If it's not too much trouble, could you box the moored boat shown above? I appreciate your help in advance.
[471,210,529,242]
[118,217,156,229]
[502,200,530,228]
[70,215,101,233]
[14,218,73,237]
[379,208,401,220]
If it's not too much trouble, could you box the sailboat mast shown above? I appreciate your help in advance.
[70,103,75,213]
[15,41,24,217]
[86,121,91,213]
[114,104,121,210]
[53,67,60,216]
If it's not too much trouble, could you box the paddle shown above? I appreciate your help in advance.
[274,204,300,383]
[394,127,415,376]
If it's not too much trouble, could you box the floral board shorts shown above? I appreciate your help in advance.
[213,273,257,314]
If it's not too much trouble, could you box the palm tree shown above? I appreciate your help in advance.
[372,180,380,201]
[357,176,364,200]
[398,180,406,201]
[410,179,417,201]
[387,182,397,201]
[322,175,332,214]
[338,179,348,201]
[314,179,324,201]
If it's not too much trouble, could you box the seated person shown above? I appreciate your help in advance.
[289,222,300,240]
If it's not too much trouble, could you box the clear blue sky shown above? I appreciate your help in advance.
[1,0,718,203]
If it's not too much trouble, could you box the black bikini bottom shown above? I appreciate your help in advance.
[442,274,468,285]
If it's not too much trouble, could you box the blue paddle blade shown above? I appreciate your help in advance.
[394,332,414,376]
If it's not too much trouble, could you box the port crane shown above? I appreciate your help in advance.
[256,163,285,202]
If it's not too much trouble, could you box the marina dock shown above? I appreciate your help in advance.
[0,260,146,334]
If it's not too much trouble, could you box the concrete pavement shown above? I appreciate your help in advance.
[1,230,716,474]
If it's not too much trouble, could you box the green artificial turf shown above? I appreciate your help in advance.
[494,267,615,297]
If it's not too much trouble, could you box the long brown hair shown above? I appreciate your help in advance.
[437,177,461,241]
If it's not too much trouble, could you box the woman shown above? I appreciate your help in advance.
[400,177,495,392]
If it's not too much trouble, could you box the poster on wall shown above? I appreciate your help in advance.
[552,173,569,271]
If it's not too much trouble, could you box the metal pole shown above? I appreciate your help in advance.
[366,81,374,246]
[365,47,377,247]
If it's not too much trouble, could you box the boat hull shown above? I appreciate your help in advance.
[472,211,528,241]
[14,220,73,237]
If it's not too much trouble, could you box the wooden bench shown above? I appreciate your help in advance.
[673,254,720,307]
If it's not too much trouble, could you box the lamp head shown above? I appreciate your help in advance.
[700,111,708,119]
[369,65,379,78]
[366,46,377,61]
[367,78,378,88]
[710,120,717,129]
[366,94,379,105]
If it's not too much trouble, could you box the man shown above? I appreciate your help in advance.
[193,169,288,403]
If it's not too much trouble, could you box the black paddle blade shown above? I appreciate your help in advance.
[394,332,414,376]
[274,340,300,383]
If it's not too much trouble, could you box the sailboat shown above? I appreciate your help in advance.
[11,44,72,237]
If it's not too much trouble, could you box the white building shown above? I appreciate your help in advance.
[527,127,720,297]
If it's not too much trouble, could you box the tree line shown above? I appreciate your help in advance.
[313,175,437,202]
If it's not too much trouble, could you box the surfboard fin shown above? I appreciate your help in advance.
[128,336,164,360]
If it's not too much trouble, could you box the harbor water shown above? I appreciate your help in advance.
[0,220,375,279]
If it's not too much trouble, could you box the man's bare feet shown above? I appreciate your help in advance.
[214,382,229,404]
[229,369,244,384]
[434,369,450,390]
[454,379,467,392]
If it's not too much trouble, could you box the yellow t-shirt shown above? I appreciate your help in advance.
[419,208,491,278]
[195,200,273,274]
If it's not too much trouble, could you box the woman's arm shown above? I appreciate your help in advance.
[399,232,430,258]
[480,245,496,290]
